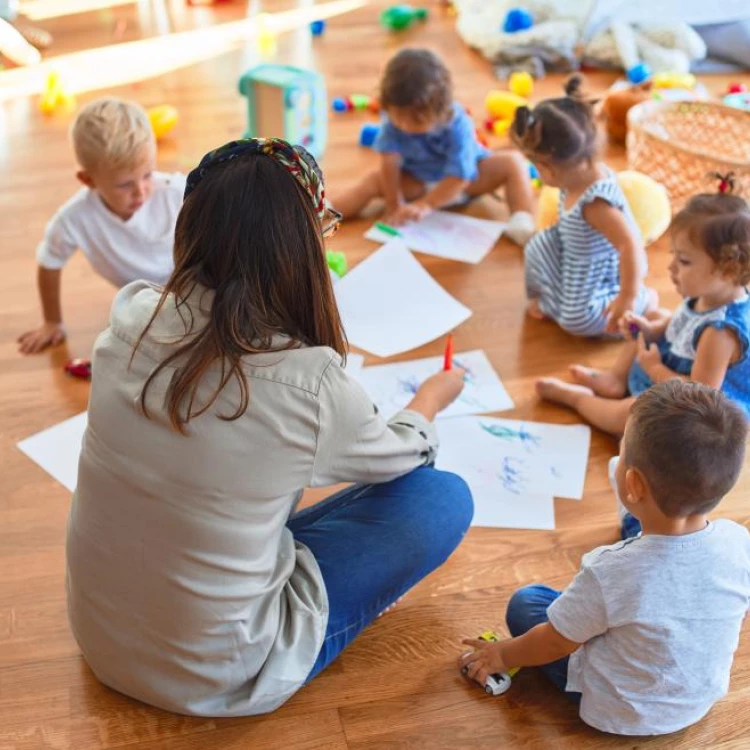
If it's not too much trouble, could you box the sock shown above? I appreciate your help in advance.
[504,211,536,246]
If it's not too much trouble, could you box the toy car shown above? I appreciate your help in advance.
[461,630,516,696]
[64,358,91,379]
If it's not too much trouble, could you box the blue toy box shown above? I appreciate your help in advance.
[238,63,327,158]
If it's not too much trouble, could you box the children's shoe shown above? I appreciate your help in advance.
[505,211,536,246]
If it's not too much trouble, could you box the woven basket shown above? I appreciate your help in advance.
[626,100,750,209]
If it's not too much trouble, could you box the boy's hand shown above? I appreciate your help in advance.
[605,293,636,334]
[386,200,432,227]
[635,333,662,373]
[459,638,508,688]
[17,321,66,355]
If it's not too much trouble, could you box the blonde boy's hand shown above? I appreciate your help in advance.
[459,638,509,688]
[605,293,636,334]
[18,321,66,355]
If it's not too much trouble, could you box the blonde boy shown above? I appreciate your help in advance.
[18,98,185,354]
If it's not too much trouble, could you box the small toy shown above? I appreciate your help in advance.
[601,82,652,145]
[628,322,640,338]
[326,250,347,278]
[652,72,695,90]
[332,95,379,113]
[460,630,520,696]
[502,8,533,34]
[626,62,651,85]
[374,221,401,237]
[310,19,326,36]
[39,71,76,115]
[492,119,512,137]
[528,162,542,189]
[727,82,747,94]
[508,70,533,98]
[723,92,750,112]
[380,5,428,32]
[255,12,277,56]
[147,105,179,140]
[64,358,92,380]
[484,90,527,120]
[359,123,379,148]
[239,64,327,158]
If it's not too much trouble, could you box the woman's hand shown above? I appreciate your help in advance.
[458,638,508,688]
[406,368,466,421]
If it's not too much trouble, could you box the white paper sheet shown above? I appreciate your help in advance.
[334,241,472,357]
[353,349,513,420]
[17,412,87,493]
[436,416,591,501]
[459,481,555,530]
[365,211,505,265]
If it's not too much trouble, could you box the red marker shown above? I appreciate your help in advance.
[443,334,454,371]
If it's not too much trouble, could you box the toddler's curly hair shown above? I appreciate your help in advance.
[672,174,750,285]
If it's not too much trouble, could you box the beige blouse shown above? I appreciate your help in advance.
[66,281,438,716]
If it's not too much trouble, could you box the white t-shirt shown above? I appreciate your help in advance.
[36,171,185,288]
[548,519,750,736]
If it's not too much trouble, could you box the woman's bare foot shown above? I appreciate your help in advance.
[536,378,594,409]
[527,298,546,320]
[569,365,627,398]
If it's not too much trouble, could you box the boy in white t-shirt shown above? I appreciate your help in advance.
[18,98,185,354]
[460,381,750,737]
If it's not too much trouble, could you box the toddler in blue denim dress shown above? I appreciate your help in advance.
[331,48,536,245]
[536,180,750,435]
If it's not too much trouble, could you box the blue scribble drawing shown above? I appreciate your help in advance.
[480,422,541,451]
[398,376,420,396]
[453,357,476,384]
[498,455,527,494]
[550,465,562,479]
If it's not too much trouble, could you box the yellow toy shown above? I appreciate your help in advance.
[38,72,76,116]
[147,105,179,140]
[537,170,671,246]
[508,71,534,98]
[492,119,512,137]
[485,90,527,120]
[652,72,696,90]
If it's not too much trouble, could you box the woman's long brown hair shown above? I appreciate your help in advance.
[133,152,347,433]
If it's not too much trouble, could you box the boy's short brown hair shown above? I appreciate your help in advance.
[379,48,452,122]
[71,97,155,173]
[624,381,747,517]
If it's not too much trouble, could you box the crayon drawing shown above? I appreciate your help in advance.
[353,350,514,420]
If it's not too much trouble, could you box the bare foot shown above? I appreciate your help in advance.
[527,299,546,320]
[569,365,627,398]
[378,595,405,618]
[536,378,594,409]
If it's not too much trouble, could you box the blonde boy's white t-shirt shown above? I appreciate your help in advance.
[36,171,185,288]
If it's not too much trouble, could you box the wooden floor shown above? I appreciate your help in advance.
[2,2,750,748]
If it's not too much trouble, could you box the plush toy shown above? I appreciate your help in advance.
[600,82,652,145]
[537,170,671,246]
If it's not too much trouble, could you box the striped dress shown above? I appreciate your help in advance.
[524,169,650,337]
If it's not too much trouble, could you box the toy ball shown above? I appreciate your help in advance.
[528,163,539,180]
[485,90,527,120]
[502,8,533,34]
[147,105,179,140]
[332,97,348,112]
[350,93,370,111]
[310,19,326,36]
[508,70,534,98]
[626,62,652,85]
[359,123,379,148]
[727,82,748,94]
[64,358,92,380]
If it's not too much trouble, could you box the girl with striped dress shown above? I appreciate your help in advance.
[511,76,657,337]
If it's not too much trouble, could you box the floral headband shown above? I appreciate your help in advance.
[184,137,330,223]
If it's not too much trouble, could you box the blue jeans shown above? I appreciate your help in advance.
[506,585,580,700]
[288,466,473,681]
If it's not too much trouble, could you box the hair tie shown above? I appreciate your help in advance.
[184,138,328,222]
[711,171,736,196]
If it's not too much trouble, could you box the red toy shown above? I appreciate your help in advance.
[727,83,748,94]
[64,358,92,379]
